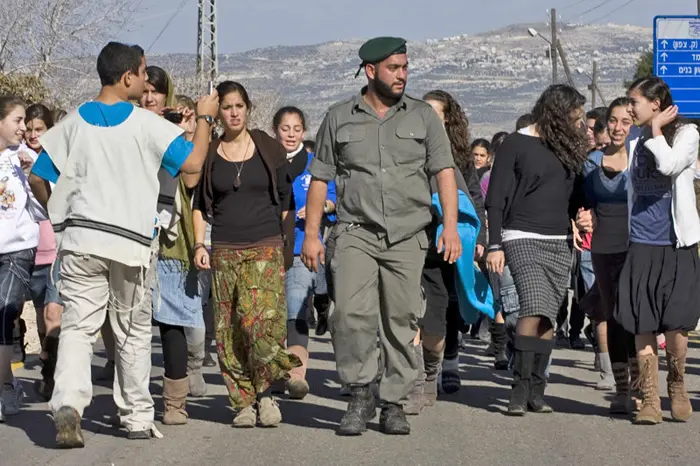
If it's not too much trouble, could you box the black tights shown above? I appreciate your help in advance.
[516,316,554,340]
[607,318,636,364]
[159,323,188,379]
[444,300,462,360]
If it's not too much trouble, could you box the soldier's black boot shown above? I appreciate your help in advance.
[337,385,376,436]
[379,403,410,435]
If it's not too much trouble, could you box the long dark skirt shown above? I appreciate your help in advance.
[616,242,700,335]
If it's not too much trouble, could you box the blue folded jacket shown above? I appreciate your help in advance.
[432,190,495,324]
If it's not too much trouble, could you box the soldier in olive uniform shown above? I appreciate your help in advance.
[301,37,462,436]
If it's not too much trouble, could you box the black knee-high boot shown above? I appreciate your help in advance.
[507,335,539,416]
[34,335,59,401]
[492,323,509,370]
[528,338,554,413]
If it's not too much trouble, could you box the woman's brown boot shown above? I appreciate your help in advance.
[628,357,642,411]
[162,377,189,425]
[286,346,310,400]
[632,354,662,425]
[666,349,692,422]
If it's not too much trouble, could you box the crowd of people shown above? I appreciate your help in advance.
[0,34,698,448]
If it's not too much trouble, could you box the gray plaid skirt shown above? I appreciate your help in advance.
[503,238,572,328]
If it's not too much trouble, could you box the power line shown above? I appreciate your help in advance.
[587,0,639,24]
[575,0,610,20]
[147,0,192,52]
[559,0,589,11]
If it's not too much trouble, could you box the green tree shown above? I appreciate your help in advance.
[625,50,653,87]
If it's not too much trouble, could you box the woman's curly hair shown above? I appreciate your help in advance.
[423,90,471,174]
[531,84,588,174]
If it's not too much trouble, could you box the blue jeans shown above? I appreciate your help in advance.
[579,249,595,293]
[0,248,35,345]
[286,257,327,321]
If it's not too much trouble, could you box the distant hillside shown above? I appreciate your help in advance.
[75,22,655,138]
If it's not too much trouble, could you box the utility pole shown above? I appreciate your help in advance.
[591,61,598,108]
[551,8,558,84]
[555,40,575,88]
[197,0,219,91]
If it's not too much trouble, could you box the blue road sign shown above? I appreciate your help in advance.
[654,15,700,117]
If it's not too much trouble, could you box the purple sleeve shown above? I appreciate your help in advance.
[480,171,490,200]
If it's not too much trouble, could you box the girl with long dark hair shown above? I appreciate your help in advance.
[138,66,205,426]
[486,84,588,415]
[272,105,336,399]
[23,103,63,401]
[470,138,491,180]
[577,98,637,412]
[0,96,46,420]
[406,90,485,410]
[610,77,699,424]
[192,81,300,428]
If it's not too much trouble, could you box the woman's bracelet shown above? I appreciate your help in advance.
[194,243,206,251]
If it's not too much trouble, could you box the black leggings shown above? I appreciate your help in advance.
[159,323,188,379]
[444,300,462,360]
[608,318,636,364]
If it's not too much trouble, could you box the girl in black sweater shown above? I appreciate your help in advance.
[486,85,588,415]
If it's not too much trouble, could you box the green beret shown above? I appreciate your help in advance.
[355,37,407,78]
[359,37,407,64]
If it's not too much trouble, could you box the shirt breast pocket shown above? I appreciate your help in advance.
[394,123,427,167]
[336,127,367,166]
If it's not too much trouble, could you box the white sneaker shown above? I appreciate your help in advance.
[2,383,22,416]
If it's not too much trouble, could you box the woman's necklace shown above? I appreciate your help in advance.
[221,136,252,189]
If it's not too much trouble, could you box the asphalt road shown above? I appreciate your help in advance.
[2,332,700,466]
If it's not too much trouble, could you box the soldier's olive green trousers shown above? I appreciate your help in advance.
[330,225,427,404]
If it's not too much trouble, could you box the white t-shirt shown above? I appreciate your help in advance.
[0,145,43,254]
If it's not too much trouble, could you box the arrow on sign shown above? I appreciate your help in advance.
[661,40,669,48]
[660,65,668,74]
[661,52,668,61]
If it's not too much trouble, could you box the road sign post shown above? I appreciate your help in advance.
[654,15,700,117]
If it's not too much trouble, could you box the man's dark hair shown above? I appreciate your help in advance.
[515,113,535,131]
[586,106,607,121]
[96,42,145,87]
[303,139,316,153]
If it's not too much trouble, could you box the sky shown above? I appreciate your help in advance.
[123,0,696,54]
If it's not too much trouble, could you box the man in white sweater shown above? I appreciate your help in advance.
[28,41,218,448]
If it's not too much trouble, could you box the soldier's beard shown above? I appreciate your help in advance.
[373,77,405,101]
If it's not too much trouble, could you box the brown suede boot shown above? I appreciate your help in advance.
[404,343,425,415]
[629,357,642,411]
[666,349,693,422]
[632,354,662,425]
[286,346,309,400]
[162,377,189,425]
[422,346,443,407]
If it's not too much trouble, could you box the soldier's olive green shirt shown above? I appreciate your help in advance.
[309,89,455,244]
